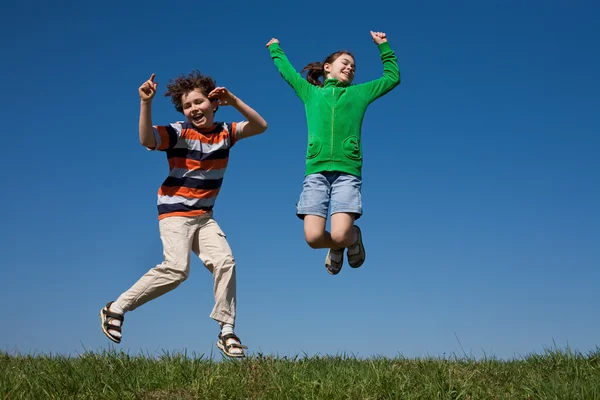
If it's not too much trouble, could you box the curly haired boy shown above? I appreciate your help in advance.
[100,70,267,358]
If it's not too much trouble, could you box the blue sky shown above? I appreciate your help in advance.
[1,0,598,360]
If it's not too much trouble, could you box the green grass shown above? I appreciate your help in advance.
[1,346,599,399]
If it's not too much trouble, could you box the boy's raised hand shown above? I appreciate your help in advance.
[266,38,279,47]
[370,31,388,45]
[208,87,236,106]
[139,73,157,102]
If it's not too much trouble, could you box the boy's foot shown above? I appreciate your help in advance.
[347,225,365,268]
[217,333,248,358]
[100,301,124,344]
[325,248,344,275]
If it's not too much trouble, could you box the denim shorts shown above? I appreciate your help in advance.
[296,172,363,220]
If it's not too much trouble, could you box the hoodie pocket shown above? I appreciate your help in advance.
[306,135,322,159]
[342,136,362,160]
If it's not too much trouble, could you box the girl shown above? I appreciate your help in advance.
[266,31,400,275]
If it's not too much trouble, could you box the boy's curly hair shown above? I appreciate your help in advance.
[164,70,217,113]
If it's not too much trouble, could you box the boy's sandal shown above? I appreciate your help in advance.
[347,225,366,268]
[217,333,248,358]
[325,248,344,275]
[100,301,124,344]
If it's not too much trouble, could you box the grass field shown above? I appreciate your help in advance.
[1,346,598,399]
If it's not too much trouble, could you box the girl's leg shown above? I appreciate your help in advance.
[318,212,357,275]
[296,173,333,248]
[305,214,347,275]
[330,212,358,248]
[330,173,365,268]
[304,215,339,249]
[331,213,365,268]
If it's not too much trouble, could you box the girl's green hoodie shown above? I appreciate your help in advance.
[268,41,400,177]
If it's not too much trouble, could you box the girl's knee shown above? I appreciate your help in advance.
[305,229,325,248]
[330,226,354,248]
[304,215,327,248]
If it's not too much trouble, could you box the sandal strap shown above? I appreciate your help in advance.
[103,309,124,321]
[105,321,122,333]
[103,302,124,322]
[102,302,124,334]
[220,333,240,342]
[220,333,248,350]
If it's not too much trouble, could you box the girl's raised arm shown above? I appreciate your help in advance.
[355,31,401,103]
[267,38,313,102]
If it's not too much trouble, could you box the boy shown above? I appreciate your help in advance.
[100,70,267,358]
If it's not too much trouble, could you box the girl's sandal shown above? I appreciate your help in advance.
[325,248,344,275]
[217,333,248,358]
[100,301,124,344]
[347,225,366,268]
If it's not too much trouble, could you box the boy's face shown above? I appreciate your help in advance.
[181,88,218,129]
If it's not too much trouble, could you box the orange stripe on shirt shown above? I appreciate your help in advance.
[180,128,230,144]
[168,157,229,171]
[156,126,173,150]
[158,186,220,199]
[158,209,211,220]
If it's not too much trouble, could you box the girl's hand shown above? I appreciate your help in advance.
[370,31,388,45]
[266,38,279,47]
[139,73,157,102]
[208,87,236,106]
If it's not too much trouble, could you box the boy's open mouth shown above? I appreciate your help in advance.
[191,113,205,124]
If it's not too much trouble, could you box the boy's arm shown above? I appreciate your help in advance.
[138,73,180,150]
[355,32,401,103]
[139,101,157,148]
[208,87,267,140]
[267,38,312,102]
[139,74,157,148]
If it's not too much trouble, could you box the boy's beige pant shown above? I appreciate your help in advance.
[115,214,236,325]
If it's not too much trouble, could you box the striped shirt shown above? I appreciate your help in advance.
[150,121,244,220]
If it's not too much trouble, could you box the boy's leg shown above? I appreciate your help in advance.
[192,216,246,357]
[192,216,236,325]
[330,173,365,268]
[101,216,197,342]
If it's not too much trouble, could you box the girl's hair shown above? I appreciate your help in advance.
[164,69,217,113]
[301,51,354,87]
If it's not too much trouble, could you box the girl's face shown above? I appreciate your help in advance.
[181,88,218,129]
[324,54,356,84]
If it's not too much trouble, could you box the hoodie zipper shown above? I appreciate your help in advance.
[330,86,335,171]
